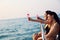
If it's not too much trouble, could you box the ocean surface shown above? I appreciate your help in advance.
[0,18,42,40]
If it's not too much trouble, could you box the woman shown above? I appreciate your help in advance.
[37,11,60,40]
[28,10,60,40]
[27,10,52,40]
[32,12,50,40]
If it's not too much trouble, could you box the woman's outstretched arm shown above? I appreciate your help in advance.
[28,17,41,22]
[28,17,49,24]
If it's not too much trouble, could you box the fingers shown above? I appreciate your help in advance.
[28,17,31,21]
[27,14,31,21]
[36,14,40,19]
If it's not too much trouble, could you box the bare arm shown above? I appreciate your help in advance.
[28,17,41,22]
[37,17,50,24]
[37,17,44,20]
[28,17,49,24]
[45,23,59,38]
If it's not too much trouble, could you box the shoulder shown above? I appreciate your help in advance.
[51,22,60,32]
[54,22,60,28]
[50,22,60,33]
[49,22,60,36]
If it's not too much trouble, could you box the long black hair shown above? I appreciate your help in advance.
[45,10,60,25]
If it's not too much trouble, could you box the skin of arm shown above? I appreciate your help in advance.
[45,23,59,38]
[37,17,50,24]
[37,17,44,20]
[28,17,49,24]
[28,17,41,22]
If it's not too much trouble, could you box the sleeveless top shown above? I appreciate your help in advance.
[44,24,50,34]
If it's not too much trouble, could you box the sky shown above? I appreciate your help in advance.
[0,0,60,19]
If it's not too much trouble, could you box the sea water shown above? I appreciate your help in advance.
[0,18,41,40]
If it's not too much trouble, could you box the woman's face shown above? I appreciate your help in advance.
[47,14,53,23]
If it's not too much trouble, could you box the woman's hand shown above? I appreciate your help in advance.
[27,17,32,21]
[36,14,43,20]
[36,14,40,19]
[27,14,33,21]
[37,16,40,19]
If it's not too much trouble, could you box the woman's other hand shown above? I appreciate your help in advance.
[36,14,40,19]
[27,14,32,21]
[37,16,40,19]
[28,17,32,21]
